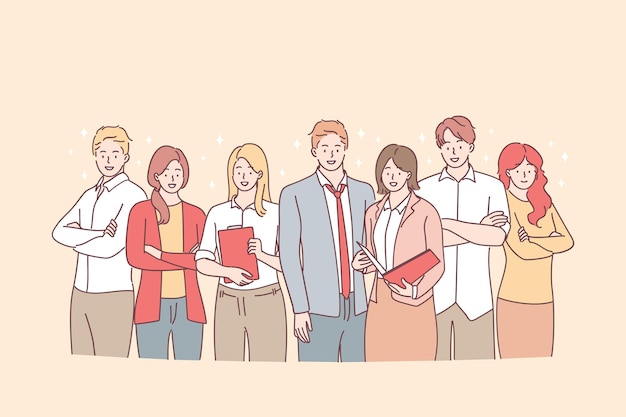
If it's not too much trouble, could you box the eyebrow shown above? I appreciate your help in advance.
[112,150,120,153]
[175,168,182,171]
[321,144,329,147]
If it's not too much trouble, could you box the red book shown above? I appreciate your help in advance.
[218,227,259,283]
[383,249,440,288]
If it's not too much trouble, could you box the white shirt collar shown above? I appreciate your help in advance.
[230,197,256,211]
[438,164,476,183]
[383,193,410,214]
[96,172,129,192]
[316,169,348,190]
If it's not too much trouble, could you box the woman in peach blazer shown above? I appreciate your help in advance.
[353,144,444,361]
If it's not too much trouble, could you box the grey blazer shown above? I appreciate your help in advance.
[278,172,375,317]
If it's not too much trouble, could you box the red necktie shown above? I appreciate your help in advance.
[325,184,350,299]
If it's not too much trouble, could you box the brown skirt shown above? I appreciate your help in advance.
[365,280,437,361]
[496,297,554,359]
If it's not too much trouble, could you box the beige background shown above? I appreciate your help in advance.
[2,1,623,415]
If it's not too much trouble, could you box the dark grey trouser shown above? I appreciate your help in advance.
[136,297,203,360]
[298,293,366,362]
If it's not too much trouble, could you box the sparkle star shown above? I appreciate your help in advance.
[356,159,362,167]
[81,128,87,138]
[137,160,141,165]
[146,136,152,144]
[562,152,568,163]
[419,133,426,144]
[201,154,206,162]
[280,169,285,177]
[81,171,87,180]
[549,141,554,147]
[358,128,365,139]
[427,157,431,165]
[209,181,215,189]
[484,154,489,162]
[559,179,564,188]
[69,148,73,156]
[294,139,301,150]
[489,128,494,135]
[216,135,223,145]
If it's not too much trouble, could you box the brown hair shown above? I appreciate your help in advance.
[435,115,476,148]
[374,144,420,194]
[309,120,348,148]
[147,146,190,224]
[92,125,132,155]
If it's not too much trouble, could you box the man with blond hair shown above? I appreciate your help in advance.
[53,126,146,357]
[279,120,375,362]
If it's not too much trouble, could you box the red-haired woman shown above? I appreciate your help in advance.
[126,146,207,360]
[496,143,574,358]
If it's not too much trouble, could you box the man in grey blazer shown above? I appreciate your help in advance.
[279,120,375,362]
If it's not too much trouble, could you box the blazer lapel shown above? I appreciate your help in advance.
[399,193,420,228]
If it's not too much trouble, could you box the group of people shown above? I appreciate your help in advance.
[52,115,573,362]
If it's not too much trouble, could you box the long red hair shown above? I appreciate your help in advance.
[147,146,190,224]
[498,142,552,226]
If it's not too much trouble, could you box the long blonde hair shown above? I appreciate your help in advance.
[227,143,271,216]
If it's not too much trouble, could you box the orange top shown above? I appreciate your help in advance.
[498,191,574,304]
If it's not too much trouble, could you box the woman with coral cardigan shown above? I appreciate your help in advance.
[496,143,574,358]
[352,144,444,361]
[126,145,207,360]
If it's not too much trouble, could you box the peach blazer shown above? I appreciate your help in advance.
[364,192,445,307]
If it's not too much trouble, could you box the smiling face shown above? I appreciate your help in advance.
[311,133,346,172]
[440,128,474,168]
[95,139,129,178]
[232,157,263,192]
[381,158,411,193]
[154,159,185,194]
[506,158,537,190]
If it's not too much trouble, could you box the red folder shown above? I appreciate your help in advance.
[383,249,440,288]
[218,227,259,283]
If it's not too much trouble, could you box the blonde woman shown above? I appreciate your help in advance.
[196,143,287,361]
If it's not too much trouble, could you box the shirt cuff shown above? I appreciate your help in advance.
[194,250,216,262]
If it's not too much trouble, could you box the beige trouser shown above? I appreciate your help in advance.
[435,303,495,360]
[70,287,134,357]
[214,283,287,361]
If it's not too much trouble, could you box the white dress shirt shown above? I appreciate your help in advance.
[316,170,355,294]
[195,199,280,290]
[416,165,510,320]
[52,173,147,293]
[373,194,410,277]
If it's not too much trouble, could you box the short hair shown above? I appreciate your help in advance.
[375,144,420,194]
[92,125,132,156]
[435,115,476,148]
[309,120,348,149]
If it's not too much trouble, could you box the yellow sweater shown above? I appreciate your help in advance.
[159,203,186,298]
[498,191,574,304]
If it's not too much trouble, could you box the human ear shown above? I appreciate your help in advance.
[506,170,511,177]
[406,172,412,179]
[154,173,159,182]
[311,148,317,158]
[257,170,263,179]
[124,153,130,164]
[469,143,475,153]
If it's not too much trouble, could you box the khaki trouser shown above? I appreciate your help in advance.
[435,303,495,360]
[70,287,134,357]
[214,283,287,361]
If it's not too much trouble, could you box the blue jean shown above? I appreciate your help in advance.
[136,297,203,360]
[298,293,366,362]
